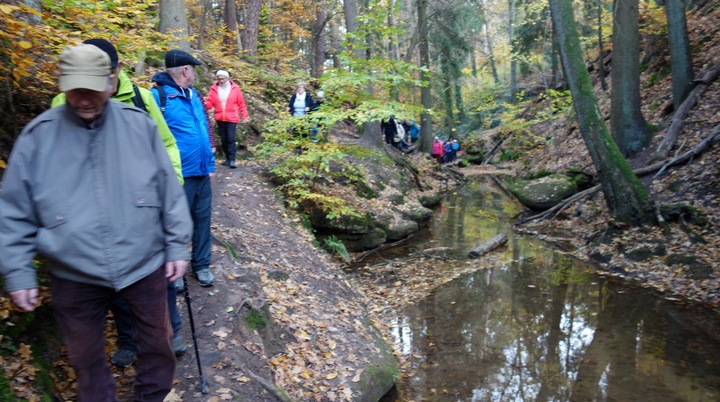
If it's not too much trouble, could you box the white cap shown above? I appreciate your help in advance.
[216,69,230,78]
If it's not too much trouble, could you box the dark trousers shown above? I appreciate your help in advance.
[183,175,212,274]
[111,281,182,352]
[217,121,237,162]
[51,267,175,402]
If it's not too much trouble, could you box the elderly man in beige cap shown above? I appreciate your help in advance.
[0,43,193,401]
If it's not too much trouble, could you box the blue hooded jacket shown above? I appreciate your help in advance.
[151,72,215,178]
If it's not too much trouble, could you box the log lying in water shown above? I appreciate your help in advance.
[468,234,508,258]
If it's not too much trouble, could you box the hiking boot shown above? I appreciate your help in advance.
[174,278,185,293]
[229,160,237,169]
[111,349,136,368]
[220,160,230,166]
[172,335,187,356]
[195,269,215,287]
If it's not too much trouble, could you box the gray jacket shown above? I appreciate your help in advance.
[0,100,192,292]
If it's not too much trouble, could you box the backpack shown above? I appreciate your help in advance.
[394,120,405,137]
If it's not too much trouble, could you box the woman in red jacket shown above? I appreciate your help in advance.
[205,69,249,168]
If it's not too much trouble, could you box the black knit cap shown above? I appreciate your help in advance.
[82,38,119,69]
[165,49,202,68]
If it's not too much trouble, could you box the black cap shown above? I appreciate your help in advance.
[165,49,202,68]
[82,38,119,69]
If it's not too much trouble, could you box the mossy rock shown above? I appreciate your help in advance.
[385,218,419,241]
[338,227,387,251]
[507,174,578,210]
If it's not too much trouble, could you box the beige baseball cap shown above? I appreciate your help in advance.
[58,44,111,92]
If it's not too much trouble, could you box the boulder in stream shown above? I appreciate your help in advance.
[507,174,578,210]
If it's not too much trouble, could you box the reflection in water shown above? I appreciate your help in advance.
[380,177,720,401]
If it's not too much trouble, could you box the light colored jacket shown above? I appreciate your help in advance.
[205,81,249,123]
[51,70,184,185]
[0,100,192,292]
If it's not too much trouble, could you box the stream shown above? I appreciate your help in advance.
[369,176,720,401]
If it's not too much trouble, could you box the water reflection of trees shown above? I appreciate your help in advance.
[391,176,720,401]
[395,245,720,401]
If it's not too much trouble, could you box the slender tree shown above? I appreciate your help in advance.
[243,0,262,58]
[418,0,433,153]
[343,0,364,59]
[311,0,328,77]
[509,0,518,103]
[663,0,694,109]
[596,0,607,90]
[224,0,242,53]
[548,0,653,224]
[159,0,190,51]
[610,0,649,156]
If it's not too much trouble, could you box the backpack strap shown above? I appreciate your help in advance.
[131,84,148,113]
[152,85,167,113]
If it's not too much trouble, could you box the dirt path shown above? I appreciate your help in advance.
[117,162,300,401]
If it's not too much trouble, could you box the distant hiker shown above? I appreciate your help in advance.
[287,82,315,154]
[381,115,400,147]
[0,43,192,402]
[443,140,454,164]
[152,50,216,289]
[407,121,420,144]
[205,69,250,169]
[50,38,187,367]
[310,90,324,142]
[287,82,315,117]
[451,139,460,162]
[432,136,445,163]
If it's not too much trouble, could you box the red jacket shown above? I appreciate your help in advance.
[205,81,249,123]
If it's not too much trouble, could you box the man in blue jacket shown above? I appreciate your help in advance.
[152,50,216,288]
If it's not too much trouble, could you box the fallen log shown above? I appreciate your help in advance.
[468,233,508,258]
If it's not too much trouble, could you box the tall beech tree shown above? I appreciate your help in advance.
[663,0,694,110]
[610,0,649,156]
[243,0,262,58]
[548,0,653,224]
[159,0,190,51]
[224,0,242,53]
[418,0,433,153]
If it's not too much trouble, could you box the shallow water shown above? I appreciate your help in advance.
[375,176,720,401]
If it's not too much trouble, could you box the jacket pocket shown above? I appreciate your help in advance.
[39,206,69,229]
[132,191,161,208]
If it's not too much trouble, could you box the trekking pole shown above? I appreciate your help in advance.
[181,276,208,393]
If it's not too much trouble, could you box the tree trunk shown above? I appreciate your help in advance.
[610,0,649,156]
[548,0,653,224]
[343,0,364,59]
[480,0,500,85]
[159,0,190,51]
[243,0,262,58]
[664,0,694,110]
[328,21,342,68]
[597,0,607,90]
[224,0,241,53]
[418,0,433,154]
[311,1,328,78]
[508,0,517,103]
